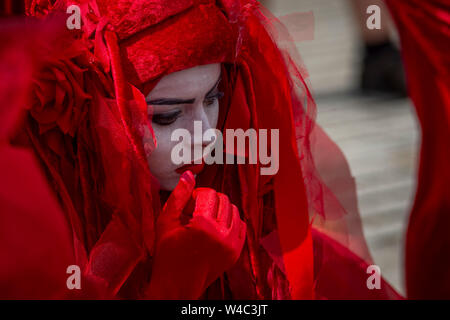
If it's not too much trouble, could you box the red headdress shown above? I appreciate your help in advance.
[10,0,401,299]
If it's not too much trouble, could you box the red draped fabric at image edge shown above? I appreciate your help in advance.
[0,0,401,299]
[385,0,450,299]
[0,1,23,16]
[0,18,108,299]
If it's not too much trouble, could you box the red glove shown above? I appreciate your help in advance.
[145,171,246,299]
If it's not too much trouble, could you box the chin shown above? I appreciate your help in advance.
[159,175,181,191]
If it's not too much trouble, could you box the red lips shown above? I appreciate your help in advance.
[175,163,205,175]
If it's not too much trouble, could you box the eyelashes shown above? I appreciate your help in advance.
[204,91,224,107]
[203,76,223,106]
[150,91,224,126]
[151,110,182,126]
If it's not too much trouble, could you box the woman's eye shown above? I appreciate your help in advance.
[204,91,224,107]
[151,110,182,126]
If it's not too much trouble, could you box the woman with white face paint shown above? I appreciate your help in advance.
[143,63,248,299]
[8,0,401,300]
[145,64,222,191]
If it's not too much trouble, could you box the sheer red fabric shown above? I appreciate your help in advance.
[386,0,450,299]
[0,0,401,299]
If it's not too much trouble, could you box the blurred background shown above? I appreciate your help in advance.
[260,0,419,295]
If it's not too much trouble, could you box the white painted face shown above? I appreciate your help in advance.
[143,63,222,190]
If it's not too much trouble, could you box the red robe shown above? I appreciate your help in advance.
[386,0,450,299]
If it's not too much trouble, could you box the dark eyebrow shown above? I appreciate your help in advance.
[147,98,195,105]
[147,74,222,106]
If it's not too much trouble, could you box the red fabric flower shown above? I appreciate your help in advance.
[25,0,56,17]
[29,57,91,137]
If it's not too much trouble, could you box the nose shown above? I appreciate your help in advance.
[190,102,213,159]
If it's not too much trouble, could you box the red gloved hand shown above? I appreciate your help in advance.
[145,171,246,299]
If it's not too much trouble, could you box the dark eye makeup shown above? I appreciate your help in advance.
[151,110,182,126]
[204,91,225,107]
[149,76,224,126]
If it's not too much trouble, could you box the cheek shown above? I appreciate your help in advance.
[145,103,219,174]
[146,126,177,175]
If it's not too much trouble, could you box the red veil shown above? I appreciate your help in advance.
[0,0,400,299]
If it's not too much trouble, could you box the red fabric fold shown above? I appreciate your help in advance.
[386,0,450,299]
